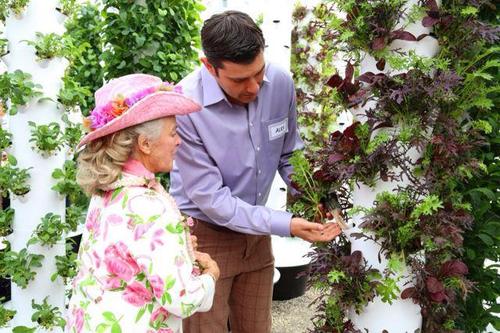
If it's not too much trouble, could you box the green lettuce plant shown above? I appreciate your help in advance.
[0,70,42,115]
[0,248,44,288]
[23,32,65,60]
[28,121,63,155]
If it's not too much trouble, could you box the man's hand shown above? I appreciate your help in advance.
[290,217,342,242]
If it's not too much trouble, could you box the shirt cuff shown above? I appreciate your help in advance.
[198,274,215,312]
[270,210,293,237]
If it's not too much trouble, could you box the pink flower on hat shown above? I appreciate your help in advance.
[85,82,181,132]
[77,74,201,149]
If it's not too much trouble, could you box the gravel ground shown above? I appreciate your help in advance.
[271,288,320,333]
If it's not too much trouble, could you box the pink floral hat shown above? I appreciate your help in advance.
[77,73,201,148]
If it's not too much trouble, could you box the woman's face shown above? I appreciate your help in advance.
[147,116,181,173]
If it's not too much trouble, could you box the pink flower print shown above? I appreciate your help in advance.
[103,214,124,240]
[92,250,101,269]
[104,242,141,282]
[107,214,123,225]
[149,275,165,299]
[104,275,122,290]
[174,255,185,267]
[186,216,195,227]
[150,307,170,324]
[134,222,154,241]
[122,281,152,307]
[150,229,165,251]
[103,188,125,207]
[173,85,183,94]
[85,208,101,236]
[72,307,84,333]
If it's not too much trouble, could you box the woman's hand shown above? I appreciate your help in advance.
[195,250,220,281]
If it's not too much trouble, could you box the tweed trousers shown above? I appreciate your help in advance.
[183,218,275,333]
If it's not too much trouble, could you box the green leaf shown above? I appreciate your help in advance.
[102,311,117,323]
[96,323,108,333]
[12,326,36,333]
[478,234,494,246]
[111,323,122,333]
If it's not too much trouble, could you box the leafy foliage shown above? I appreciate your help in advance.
[28,213,65,248]
[0,300,15,328]
[23,32,66,60]
[291,0,499,331]
[0,248,44,289]
[0,155,31,197]
[28,121,63,154]
[30,297,65,330]
[51,159,88,207]
[0,207,14,236]
[0,70,42,115]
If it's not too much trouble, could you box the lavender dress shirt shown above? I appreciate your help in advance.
[169,63,303,237]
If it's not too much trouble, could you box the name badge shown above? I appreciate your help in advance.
[268,118,288,141]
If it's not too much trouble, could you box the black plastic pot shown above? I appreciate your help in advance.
[272,263,311,301]
[0,275,10,303]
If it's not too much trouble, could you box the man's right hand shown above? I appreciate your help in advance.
[290,217,342,242]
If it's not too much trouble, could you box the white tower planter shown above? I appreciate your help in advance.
[2,1,67,330]
[345,0,440,331]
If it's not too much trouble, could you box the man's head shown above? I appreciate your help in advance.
[201,10,266,105]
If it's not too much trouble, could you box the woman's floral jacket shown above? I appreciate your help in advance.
[66,160,214,333]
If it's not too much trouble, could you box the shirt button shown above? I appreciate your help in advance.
[258,169,262,174]
[257,146,260,151]
[258,192,262,197]
[250,122,254,127]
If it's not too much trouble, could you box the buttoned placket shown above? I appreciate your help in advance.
[246,100,263,204]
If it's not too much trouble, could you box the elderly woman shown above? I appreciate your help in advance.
[66,74,219,333]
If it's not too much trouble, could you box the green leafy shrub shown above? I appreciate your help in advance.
[0,300,16,328]
[0,248,44,288]
[0,207,14,236]
[0,70,42,115]
[0,155,31,197]
[28,121,63,154]
[30,297,65,330]
[28,213,65,248]
[23,32,65,60]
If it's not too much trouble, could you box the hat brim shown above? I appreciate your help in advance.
[77,92,200,149]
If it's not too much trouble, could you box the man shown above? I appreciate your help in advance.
[170,10,341,333]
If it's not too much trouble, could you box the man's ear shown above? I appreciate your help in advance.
[136,134,152,155]
[201,57,217,77]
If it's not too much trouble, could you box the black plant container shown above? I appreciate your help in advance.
[272,263,311,301]
[0,275,10,303]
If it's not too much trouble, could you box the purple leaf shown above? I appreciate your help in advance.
[401,287,416,300]
[376,58,386,71]
[422,16,440,27]
[328,153,345,164]
[426,276,444,293]
[371,37,386,50]
[426,0,439,11]
[417,33,429,41]
[440,260,469,277]
[358,72,375,83]
[390,30,417,42]
[326,74,343,88]
[345,62,355,82]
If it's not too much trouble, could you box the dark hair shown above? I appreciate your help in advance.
[201,10,265,69]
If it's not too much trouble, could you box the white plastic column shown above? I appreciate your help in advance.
[346,0,439,331]
[2,1,67,330]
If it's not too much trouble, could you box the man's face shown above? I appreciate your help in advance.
[202,51,265,105]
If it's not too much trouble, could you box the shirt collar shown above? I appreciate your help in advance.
[201,64,271,108]
[122,158,155,180]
